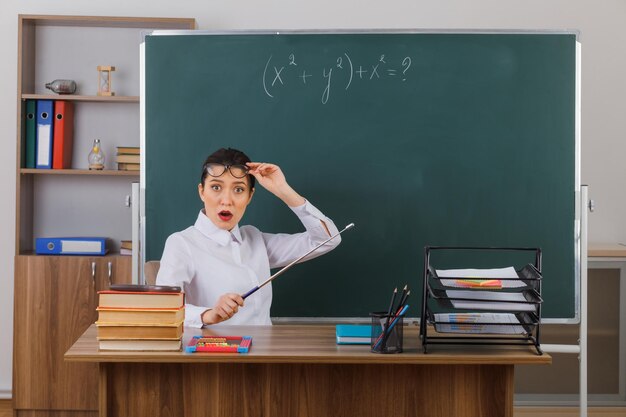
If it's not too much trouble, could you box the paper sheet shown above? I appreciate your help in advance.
[437,266,526,288]
[444,290,536,311]
[433,312,526,334]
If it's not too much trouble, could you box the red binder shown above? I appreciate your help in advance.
[52,101,74,169]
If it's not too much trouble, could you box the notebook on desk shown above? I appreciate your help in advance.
[335,324,371,345]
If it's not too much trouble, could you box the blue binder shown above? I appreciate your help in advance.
[35,237,108,255]
[35,99,54,169]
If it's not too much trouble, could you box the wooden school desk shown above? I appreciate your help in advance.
[65,325,550,417]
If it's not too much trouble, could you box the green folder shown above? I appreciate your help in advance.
[24,99,36,168]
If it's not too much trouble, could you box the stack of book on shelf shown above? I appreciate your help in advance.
[96,285,185,351]
[116,146,139,171]
[119,240,132,256]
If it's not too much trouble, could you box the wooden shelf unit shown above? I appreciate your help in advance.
[15,14,195,254]
[20,168,139,176]
[13,14,196,417]
[22,93,139,102]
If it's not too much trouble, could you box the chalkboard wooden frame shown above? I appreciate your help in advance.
[141,30,581,322]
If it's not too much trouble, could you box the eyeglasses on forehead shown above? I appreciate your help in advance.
[205,163,249,179]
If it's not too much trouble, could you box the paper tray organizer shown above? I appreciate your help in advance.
[426,311,540,336]
[419,247,544,355]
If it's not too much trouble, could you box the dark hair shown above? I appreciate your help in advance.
[200,147,255,189]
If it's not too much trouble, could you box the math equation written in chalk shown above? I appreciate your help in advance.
[262,53,412,104]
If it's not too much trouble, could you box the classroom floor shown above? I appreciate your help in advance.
[0,400,624,416]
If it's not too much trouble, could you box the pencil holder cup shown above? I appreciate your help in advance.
[370,311,404,354]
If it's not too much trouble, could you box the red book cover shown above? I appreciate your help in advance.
[52,100,74,169]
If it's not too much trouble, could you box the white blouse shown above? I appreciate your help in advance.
[156,200,341,327]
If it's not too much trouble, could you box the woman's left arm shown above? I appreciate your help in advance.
[247,162,332,235]
[262,200,342,269]
[247,162,341,268]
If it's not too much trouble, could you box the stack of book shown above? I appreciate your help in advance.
[116,146,140,171]
[120,240,132,256]
[96,286,185,351]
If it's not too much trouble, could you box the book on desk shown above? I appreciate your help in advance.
[96,286,184,351]
[335,324,371,345]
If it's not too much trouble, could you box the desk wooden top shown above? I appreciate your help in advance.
[588,242,626,257]
[65,324,551,365]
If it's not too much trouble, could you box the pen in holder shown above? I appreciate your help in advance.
[370,311,404,354]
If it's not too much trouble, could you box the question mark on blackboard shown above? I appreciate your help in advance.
[401,57,412,81]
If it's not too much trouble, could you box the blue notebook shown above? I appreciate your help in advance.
[335,324,372,345]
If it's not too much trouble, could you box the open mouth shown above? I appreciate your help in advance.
[218,210,233,222]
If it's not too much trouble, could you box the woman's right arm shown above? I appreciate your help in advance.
[156,234,243,327]
[201,293,244,325]
[156,234,208,328]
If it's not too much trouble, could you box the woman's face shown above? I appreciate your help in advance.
[198,173,254,231]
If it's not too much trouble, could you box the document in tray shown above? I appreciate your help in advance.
[445,290,536,311]
[433,313,526,334]
[437,266,526,289]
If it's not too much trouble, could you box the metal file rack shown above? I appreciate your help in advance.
[420,246,544,355]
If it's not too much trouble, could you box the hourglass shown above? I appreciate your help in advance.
[97,65,116,96]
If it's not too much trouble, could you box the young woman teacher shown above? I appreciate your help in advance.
[156,148,341,327]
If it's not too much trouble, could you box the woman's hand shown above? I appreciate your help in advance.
[247,162,305,207]
[246,162,287,194]
[201,293,244,325]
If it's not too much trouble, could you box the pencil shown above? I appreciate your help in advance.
[385,287,398,332]
[396,290,411,314]
[397,285,408,312]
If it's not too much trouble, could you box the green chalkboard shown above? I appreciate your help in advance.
[144,32,577,319]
